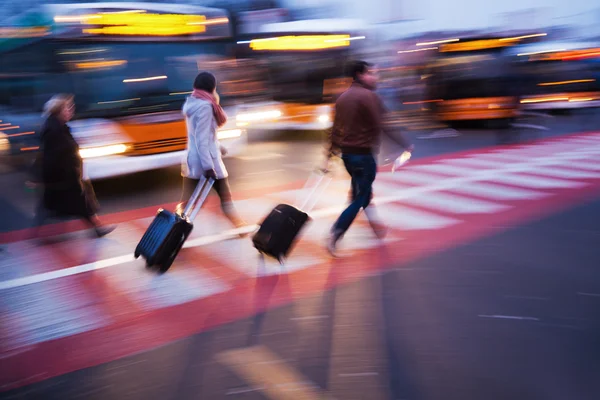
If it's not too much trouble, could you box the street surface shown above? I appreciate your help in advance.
[1,111,600,399]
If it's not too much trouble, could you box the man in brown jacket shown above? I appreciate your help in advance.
[323,60,413,256]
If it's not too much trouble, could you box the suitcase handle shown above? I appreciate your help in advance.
[297,170,332,212]
[182,176,214,222]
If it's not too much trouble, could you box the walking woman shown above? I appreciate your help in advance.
[31,94,115,238]
[178,72,247,232]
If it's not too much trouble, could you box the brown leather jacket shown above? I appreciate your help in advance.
[328,81,410,156]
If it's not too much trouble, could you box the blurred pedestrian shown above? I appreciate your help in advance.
[178,71,247,234]
[322,61,414,257]
[31,94,115,238]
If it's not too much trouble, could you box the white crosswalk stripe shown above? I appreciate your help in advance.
[440,158,506,168]
[400,191,509,214]
[449,181,548,201]
[409,163,478,176]
[376,203,459,230]
[530,167,600,180]
[490,173,586,189]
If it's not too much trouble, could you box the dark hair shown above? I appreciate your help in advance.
[193,72,217,92]
[345,60,371,81]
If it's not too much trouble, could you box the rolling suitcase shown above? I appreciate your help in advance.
[134,176,214,273]
[252,171,332,263]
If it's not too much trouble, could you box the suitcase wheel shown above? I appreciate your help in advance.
[158,233,186,274]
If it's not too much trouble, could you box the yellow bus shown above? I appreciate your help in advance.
[232,19,366,131]
[0,2,248,180]
[423,34,545,125]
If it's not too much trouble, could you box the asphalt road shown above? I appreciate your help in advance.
[2,190,599,400]
[1,110,600,400]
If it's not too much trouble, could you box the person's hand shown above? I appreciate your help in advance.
[204,169,217,180]
[319,157,333,174]
[220,146,228,156]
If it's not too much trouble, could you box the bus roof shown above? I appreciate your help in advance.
[0,2,231,49]
[43,2,228,18]
[259,18,368,34]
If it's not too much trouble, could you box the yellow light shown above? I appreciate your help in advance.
[417,38,459,46]
[169,91,192,96]
[57,12,210,36]
[79,144,128,159]
[499,33,547,41]
[236,110,282,122]
[217,129,242,140]
[75,60,127,69]
[249,35,351,51]
[0,126,20,131]
[520,97,568,104]
[123,75,167,83]
[538,79,596,86]
[441,39,515,52]
[569,97,595,102]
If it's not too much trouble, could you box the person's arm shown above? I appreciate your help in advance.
[366,93,413,151]
[326,103,342,158]
[193,106,217,178]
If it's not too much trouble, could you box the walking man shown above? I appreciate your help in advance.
[323,60,413,256]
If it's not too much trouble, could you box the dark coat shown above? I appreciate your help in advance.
[39,115,98,218]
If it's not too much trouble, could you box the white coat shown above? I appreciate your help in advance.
[181,96,228,180]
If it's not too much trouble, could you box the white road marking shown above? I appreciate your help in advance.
[531,167,600,180]
[470,153,525,161]
[450,181,548,201]
[503,295,550,301]
[441,158,506,168]
[243,169,285,177]
[400,191,509,214]
[491,173,585,189]
[236,152,284,161]
[409,163,477,175]
[511,123,549,131]
[2,144,600,289]
[478,315,540,321]
[577,292,600,297]
[387,170,445,184]
[103,266,230,311]
[375,203,459,230]
[562,161,600,172]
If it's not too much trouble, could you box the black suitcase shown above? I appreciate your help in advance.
[252,172,331,263]
[135,177,214,273]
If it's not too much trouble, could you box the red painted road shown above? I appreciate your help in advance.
[2,132,600,391]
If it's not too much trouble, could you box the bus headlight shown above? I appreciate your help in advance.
[318,114,330,123]
[236,109,282,122]
[79,144,128,159]
[0,133,10,155]
[217,129,243,140]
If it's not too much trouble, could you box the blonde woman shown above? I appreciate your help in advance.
[31,94,115,238]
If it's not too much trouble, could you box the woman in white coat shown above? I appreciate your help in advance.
[178,72,246,232]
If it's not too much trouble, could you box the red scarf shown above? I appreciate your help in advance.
[192,89,228,128]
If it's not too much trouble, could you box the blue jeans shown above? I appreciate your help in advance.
[332,153,377,238]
